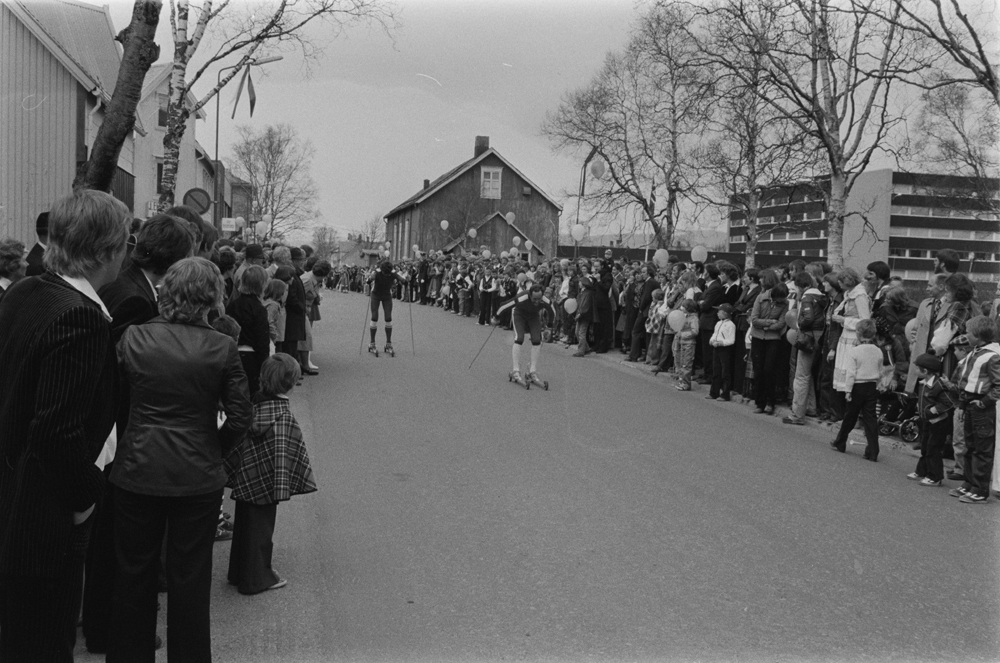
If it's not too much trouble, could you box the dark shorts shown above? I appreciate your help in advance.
[513,310,542,345]
[371,296,393,323]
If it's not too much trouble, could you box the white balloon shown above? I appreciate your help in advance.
[563,298,578,314]
[512,236,521,246]
[255,220,268,234]
[505,212,515,225]
[524,240,534,250]
[384,250,390,257]
[482,250,491,259]
[440,219,449,231]
[467,228,477,239]
[510,247,520,257]
[653,248,670,269]
[571,224,586,242]
[691,245,708,263]
[412,243,419,252]
[262,213,273,225]
[235,216,245,229]
[500,251,509,259]
[385,241,391,250]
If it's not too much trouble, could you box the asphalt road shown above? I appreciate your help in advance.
[78,291,1000,662]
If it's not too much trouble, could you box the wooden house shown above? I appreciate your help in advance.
[1,0,140,245]
[383,136,562,262]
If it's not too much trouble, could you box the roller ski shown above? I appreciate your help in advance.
[508,370,529,389]
[368,342,379,357]
[527,372,549,391]
[384,343,395,357]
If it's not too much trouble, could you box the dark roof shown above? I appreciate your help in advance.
[385,148,563,218]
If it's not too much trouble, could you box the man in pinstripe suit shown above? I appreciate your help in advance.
[0,189,130,662]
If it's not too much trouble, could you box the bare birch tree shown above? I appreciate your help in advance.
[228,124,317,241]
[710,0,918,268]
[543,1,714,249]
[156,0,397,209]
[74,1,162,192]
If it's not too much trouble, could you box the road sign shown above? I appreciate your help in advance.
[182,188,212,214]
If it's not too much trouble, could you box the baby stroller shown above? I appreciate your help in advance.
[877,389,920,443]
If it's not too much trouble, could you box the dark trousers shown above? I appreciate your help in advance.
[109,487,223,663]
[227,500,279,595]
[0,517,91,663]
[239,351,264,396]
[593,308,612,352]
[751,337,781,409]
[833,382,880,458]
[82,467,117,652]
[700,328,715,382]
[818,352,845,420]
[774,340,792,403]
[960,403,996,498]
[478,291,494,325]
[623,309,637,350]
[628,313,647,361]
[916,417,951,482]
[710,346,733,399]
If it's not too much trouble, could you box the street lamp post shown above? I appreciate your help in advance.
[213,55,283,228]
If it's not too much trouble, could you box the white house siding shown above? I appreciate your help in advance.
[0,2,78,246]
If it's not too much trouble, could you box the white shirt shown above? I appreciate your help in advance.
[710,318,736,347]
[0,276,11,291]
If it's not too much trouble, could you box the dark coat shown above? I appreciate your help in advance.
[594,269,613,311]
[226,294,271,360]
[111,317,252,497]
[24,242,45,277]
[577,275,596,323]
[635,278,656,318]
[283,270,307,343]
[98,264,158,345]
[0,274,118,577]
[698,279,726,331]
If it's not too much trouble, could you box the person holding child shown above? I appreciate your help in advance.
[829,318,882,461]
[707,303,736,401]
[226,353,317,593]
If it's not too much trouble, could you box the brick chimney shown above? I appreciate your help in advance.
[474,136,490,158]
[423,179,430,189]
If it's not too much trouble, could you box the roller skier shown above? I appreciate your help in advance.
[495,284,554,390]
[367,260,409,357]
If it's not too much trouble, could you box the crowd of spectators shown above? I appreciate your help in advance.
[0,191,319,661]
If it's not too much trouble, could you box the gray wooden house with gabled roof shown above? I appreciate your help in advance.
[383,136,562,262]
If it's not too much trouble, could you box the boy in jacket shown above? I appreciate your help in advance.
[907,353,957,486]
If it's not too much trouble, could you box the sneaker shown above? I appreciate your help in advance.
[948,487,968,498]
[906,472,924,481]
[918,478,942,487]
[782,416,804,425]
[959,492,988,504]
[675,385,690,391]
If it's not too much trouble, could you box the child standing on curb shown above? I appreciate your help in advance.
[830,319,882,461]
[708,303,736,401]
[948,316,1000,504]
[674,299,700,391]
[907,353,957,487]
[226,353,317,594]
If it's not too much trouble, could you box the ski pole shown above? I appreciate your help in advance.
[358,296,370,355]
[408,284,415,357]
[468,322,499,370]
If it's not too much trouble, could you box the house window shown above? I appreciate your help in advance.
[156,162,164,194]
[888,247,906,257]
[158,94,169,128]
[481,167,502,199]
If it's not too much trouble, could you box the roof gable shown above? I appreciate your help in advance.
[386,147,563,218]
[7,0,121,100]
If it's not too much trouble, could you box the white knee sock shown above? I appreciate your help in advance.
[530,344,540,373]
[512,343,522,372]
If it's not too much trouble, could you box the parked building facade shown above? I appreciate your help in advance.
[727,169,999,284]
[383,136,562,263]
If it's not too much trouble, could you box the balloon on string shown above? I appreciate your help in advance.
[786,329,798,346]
[482,249,491,259]
[384,250,391,258]
[384,242,391,250]
[590,158,605,179]
[467,228,477,239]
[500,251,509,259]
[505,212,515,225]
[510,247,520,257]
[691,245,708,263]
[563,298,578,314]
[905,318,918,343]
[667,310,686,333]
[653,248,670,269]
[571,224,586,242]
[524,240,533,251]
[235,216,245,230]
[516,273,527,284]
[255,220,268,234]
[512,236,521,246]
[412,244,419,253]
[440,220,449,231]
[785,310,798,329]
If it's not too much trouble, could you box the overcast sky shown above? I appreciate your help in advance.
[104,0,638,243]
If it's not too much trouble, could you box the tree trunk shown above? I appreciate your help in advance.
[157,115,186,210]
[73,1,161,192]
[827,172,847,269]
